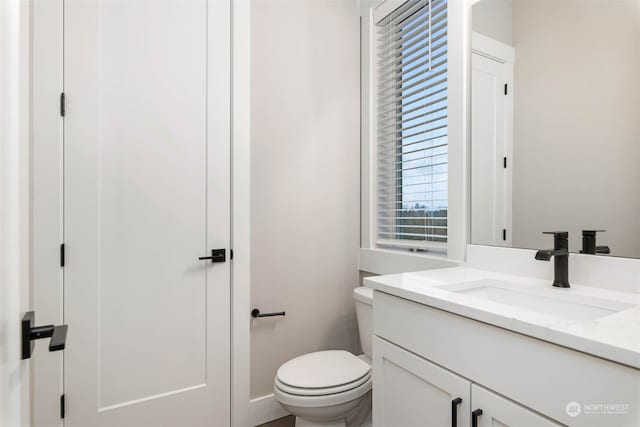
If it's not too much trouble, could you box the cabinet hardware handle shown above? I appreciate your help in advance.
[451,397,462,427]
[471,409,483,427]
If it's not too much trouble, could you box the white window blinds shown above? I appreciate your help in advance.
[376,0,448,250]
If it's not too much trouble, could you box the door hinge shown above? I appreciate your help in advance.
[60,93,65,117]
[60,243,65,267]
[504,83,508,95]
[503,229,507,241]
[230,249,233,260]
[503,157,507,169]
[60,394,65,419]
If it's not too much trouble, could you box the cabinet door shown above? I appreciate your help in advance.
[373,336,471,427]
[471,385,562,427]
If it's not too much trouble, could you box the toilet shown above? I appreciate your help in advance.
[273,287,373,427]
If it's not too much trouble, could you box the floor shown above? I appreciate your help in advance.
[258,415,295,427]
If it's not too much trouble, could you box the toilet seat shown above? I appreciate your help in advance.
[276,350,371,390]
[274,376,372,409]
[273,350,372,408]
[275,370,371,396]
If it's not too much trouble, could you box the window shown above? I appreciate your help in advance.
[376,0,448,251]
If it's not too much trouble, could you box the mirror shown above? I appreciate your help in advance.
[470,0,640,258]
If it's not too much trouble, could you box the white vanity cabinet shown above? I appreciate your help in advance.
[372,290,640,427]
[373,336,471,427]
[471,385,561,427]
[373,337,561,427]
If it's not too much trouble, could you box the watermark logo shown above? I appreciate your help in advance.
[566,401,630,417]
[584,404,630,415]
[566,401,581,417]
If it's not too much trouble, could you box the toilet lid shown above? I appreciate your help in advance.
[276,350,371,389]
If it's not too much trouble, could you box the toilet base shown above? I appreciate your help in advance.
[291,391,371,427]
[295,418,346,427]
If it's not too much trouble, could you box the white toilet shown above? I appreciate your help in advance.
[273,287,373,427]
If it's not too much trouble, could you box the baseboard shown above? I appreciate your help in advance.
[250,393,290,426]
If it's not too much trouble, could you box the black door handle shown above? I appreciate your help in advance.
[198,249,226,263]
[251,309,285,318]
[472,409,483,427]
[451,397,462,427]
[49,325,68,351]
[22,311,68,359]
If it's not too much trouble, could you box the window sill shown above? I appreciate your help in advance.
[359,247,461,275]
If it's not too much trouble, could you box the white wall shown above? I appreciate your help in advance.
[0,0,32,425]
[471,0,512,45]
[511,0,640,258]
[250,0,360,401]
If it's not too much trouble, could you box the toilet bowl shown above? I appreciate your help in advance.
[274,287,373,427]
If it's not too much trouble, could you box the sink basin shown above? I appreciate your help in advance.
[439,279,635,321]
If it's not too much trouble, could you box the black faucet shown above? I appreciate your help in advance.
[580,230,610,255]
[535,231,570,288]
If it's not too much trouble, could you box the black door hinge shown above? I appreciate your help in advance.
[504,83,508,95]
[503,157,507,169]
[230,249,234,260]
[503,229,507,241]
[60,93,65,117]
[60,243,65,267]
[60,394,65,419]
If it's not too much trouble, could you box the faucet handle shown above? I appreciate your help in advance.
[542,231,569,251]
[581,230,609,255]
[542,231,568,238]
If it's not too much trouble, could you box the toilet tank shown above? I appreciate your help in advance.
[353,287,373,360]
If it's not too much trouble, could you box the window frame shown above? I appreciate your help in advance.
[375,0,450,252]
[359,0,470,273]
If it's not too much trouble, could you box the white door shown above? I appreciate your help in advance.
[471,385,562,427]
[63,1,231,425]
[471,51,512,247]
[373,337,471,427]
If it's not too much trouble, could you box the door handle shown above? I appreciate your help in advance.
[22,311,68,359]
[251,309,285,318]
[451,397,462,427]
[198,249,226,263]
[472,409,483,427]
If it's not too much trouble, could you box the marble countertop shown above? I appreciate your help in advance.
[364,267,640,369]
